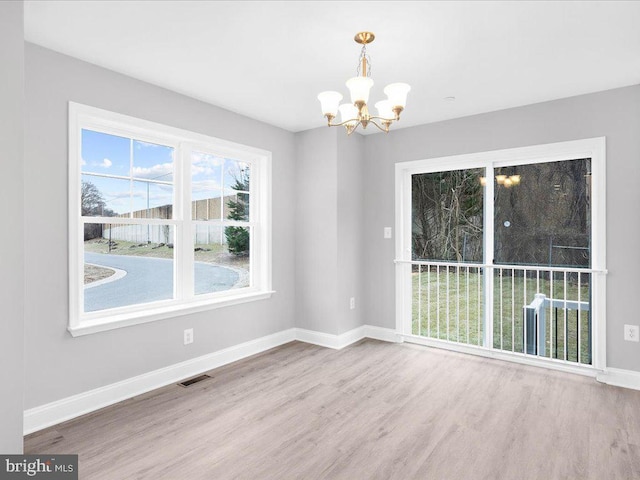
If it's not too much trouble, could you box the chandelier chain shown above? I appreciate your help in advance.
[356,45,372,77]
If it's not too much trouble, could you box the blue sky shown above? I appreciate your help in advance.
[81,129,250,218]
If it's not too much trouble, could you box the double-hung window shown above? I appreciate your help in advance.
[69,103,272,336]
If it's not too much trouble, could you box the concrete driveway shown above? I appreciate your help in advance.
[84,252,240,312]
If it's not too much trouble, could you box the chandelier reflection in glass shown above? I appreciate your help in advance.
[480,174,522,188]
[317,32,410,135]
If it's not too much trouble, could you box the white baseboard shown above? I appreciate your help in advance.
[401,334,600,378]
[294,325,399,349]
[294,326,364,349]
[23,328,297,435]
[363,325,402,343]
[596,367,640,391]
[24,324,397,435]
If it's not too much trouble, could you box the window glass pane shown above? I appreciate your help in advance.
[412,168,484,262]
[131,139,174,219]
[192,151,223,220]
[132,181,173,219]
[224,160,250,221]
[84,223,174,312]
[194,225,250,296]
[192,195,223,222]
[494,158,591,267]
[132,139,174,182]
[81,129,130,175]
[225,192,249,221]
[81,174,129,217]
[224,160,250,193]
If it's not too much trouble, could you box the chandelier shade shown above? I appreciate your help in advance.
[317,32,410,134]
[482,174,523,188]
[317,91,343,118]
[384,83,411,110]
[346,76,374,104]
[374,100,394,120]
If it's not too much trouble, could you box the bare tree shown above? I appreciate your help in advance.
[81,180,115,240]
[411,159,590,268]
[412,169,483,262]
[494,158,590,267]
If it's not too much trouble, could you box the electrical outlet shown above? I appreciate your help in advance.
[184,328,194,345]
[624,324,639,342]
[384,227,392,239]
[350,297,356,310]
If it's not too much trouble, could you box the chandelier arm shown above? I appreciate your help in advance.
[328,118,360,128]
[369,119,390,133]
[369,114,396,123]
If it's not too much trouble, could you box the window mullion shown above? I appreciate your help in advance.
[221,159,225,222]
[483,163,495,349]
[180,144,195,299]
[129,138,134,219]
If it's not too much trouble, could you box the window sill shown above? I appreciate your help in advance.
[68,290,275,337]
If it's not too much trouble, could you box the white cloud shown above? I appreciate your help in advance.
[190,152,229,180]
[108,191,131,200]
[192,152,223,167]
[81,158,87,166]
[192,179,222,193]
[101,158,112,168]
[191,164,218,178]
[132,191,146,199]
[132,163,173,180]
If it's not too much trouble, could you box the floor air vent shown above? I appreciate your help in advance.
[178,374,211,387]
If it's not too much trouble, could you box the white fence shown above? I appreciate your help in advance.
[102,224,228,246]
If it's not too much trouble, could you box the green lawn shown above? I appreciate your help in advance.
[85,238,179,259]
[84,239,249,271]
[412,267,592,364]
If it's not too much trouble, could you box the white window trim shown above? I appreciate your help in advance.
[394,137,607,371]
[68,102,273,337]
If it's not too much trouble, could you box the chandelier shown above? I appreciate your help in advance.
[317,32,410,135]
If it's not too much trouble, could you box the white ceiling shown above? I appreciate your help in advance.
[24,1,640,134]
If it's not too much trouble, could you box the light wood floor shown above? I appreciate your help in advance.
[25,340,640,479]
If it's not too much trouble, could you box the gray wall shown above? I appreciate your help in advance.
[24,43,297,408]
[336,132,364,334]
[0,1,25,452]
[294,128,339,334]
[294,128,364,335]
[363,85,640,372]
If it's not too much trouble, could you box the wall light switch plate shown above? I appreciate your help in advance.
[350,297,356,310]
[624,324,639,342]
[384,227,392,239]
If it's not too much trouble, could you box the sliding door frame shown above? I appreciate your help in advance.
[395,137,607,372]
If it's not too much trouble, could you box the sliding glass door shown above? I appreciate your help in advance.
[411,167,485,345]
[395,139,606,369]
[492,158,592,364]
